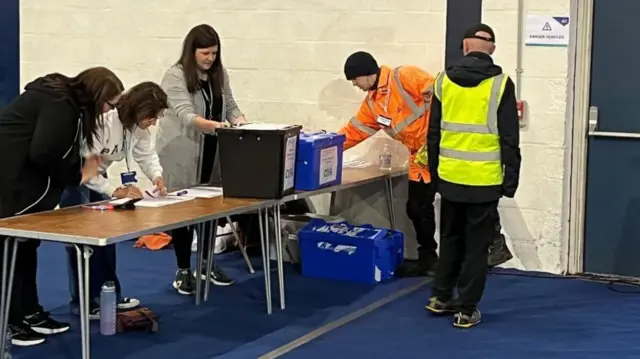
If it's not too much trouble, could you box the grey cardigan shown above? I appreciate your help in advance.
[155,64,243,190]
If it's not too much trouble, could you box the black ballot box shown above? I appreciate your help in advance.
[217,123,302,199]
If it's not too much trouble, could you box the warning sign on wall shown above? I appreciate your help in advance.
[525,15,570,47]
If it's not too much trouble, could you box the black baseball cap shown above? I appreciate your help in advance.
[461,23,496,48]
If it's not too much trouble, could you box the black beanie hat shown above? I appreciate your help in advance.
[344,51,379,80]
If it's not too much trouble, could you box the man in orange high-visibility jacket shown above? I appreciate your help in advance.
[338,51,438,277]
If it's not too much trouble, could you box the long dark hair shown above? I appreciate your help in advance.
[177,24,223,97]
[41,67,124,149]
[117,82,169,130]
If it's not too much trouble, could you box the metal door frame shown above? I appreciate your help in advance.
[564,0,594,274]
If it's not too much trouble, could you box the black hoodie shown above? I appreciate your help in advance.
[427,52,521,203]
[0,75,84,218]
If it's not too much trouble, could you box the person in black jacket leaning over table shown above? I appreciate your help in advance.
[425,24,521,328]
[0,67,124,346]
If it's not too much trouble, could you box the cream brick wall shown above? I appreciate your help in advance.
[483,0,571,273]
[20,0,571,273]
[20,0,446,197]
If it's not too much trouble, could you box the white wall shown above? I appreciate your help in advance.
[483,0,571,273]
[20,0,572,273]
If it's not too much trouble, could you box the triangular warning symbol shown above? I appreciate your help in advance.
[542,22,552,31]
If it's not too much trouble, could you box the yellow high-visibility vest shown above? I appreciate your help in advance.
[433,72,508,186]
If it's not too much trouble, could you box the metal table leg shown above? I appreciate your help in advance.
[273,205,286,310]
[74,244,93,359]
[0,238,17,358]
[227,216,255,274]
[258,208,272,314]
[195,223,205,305]
[385,177,397,230]
[203,220,218,303]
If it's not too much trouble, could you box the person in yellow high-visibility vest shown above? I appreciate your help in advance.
[424,24,521,328]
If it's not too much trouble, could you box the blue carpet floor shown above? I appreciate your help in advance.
[13,241,422,359]
[11,241,640,358]
[283,271,640,359]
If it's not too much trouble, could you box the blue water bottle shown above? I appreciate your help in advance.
[4,327,11,358]
[100,281,117,335]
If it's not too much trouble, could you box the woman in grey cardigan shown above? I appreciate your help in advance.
[155,24,247,295]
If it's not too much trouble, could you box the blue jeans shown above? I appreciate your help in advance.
[60,186,122,306]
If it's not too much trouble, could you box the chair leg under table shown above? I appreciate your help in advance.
[226,216,255,274]
[258,208,272,314]
[0,238,17,358]
[74,244,94,359]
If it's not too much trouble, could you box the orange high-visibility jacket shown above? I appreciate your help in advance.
[338,65,435,183]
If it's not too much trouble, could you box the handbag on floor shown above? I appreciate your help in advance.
[116,307,159,333]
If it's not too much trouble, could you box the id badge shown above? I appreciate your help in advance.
[376,115,392,127]
[120,171,138,185]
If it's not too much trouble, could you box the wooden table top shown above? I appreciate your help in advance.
[0,166,407,246]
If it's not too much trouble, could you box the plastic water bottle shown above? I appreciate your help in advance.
[379,144,392,171]
[4,328,11,358]
[100,281,117,335]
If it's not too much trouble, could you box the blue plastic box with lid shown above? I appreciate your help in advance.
[298,219,405,285]
[295,132,346,191]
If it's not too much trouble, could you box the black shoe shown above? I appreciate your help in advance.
[9,323,45,346]
[70,301,100,320]
[24,311,70,335]
[488,234,513,268]
[396,258,436,278]
[453,309,482,328]
[196,263,235,286]
[173,269,196,295]
[117,297,141,310]
[425,297,457,315]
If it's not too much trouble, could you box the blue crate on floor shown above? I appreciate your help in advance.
[298,219,404,285]
[295,132,346,191]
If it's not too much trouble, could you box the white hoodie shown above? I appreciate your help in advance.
[83,109,163,196]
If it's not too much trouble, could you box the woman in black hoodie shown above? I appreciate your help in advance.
[0,66,124,347]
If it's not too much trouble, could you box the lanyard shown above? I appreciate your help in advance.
[123,129,130,172]
[201,82,214,119]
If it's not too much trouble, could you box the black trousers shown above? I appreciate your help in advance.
[432,197,499,314]
[406,180,438,261]
[0,238,44,325]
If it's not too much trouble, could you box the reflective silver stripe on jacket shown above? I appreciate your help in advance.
[435,73,506,162]
[351,67,431,138]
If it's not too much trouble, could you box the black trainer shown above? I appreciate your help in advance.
[9,323,45,346]
[425,297,457,315]
[488,233,513,268]
[173,269,196,295]
[24,311,70,335]
[396,257,436,278]
[117,297,140,310]
[196,263,234,286]
[70,300,100,320]
[453,309,482,328]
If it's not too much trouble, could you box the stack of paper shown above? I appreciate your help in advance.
[170,187,223,199]
[134,195,195,208]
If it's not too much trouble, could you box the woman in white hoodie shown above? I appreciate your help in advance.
[59,82,169,319]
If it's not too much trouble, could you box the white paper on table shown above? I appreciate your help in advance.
[234,123,293,130]
[170,187,223,199]
[134,195,195,208]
